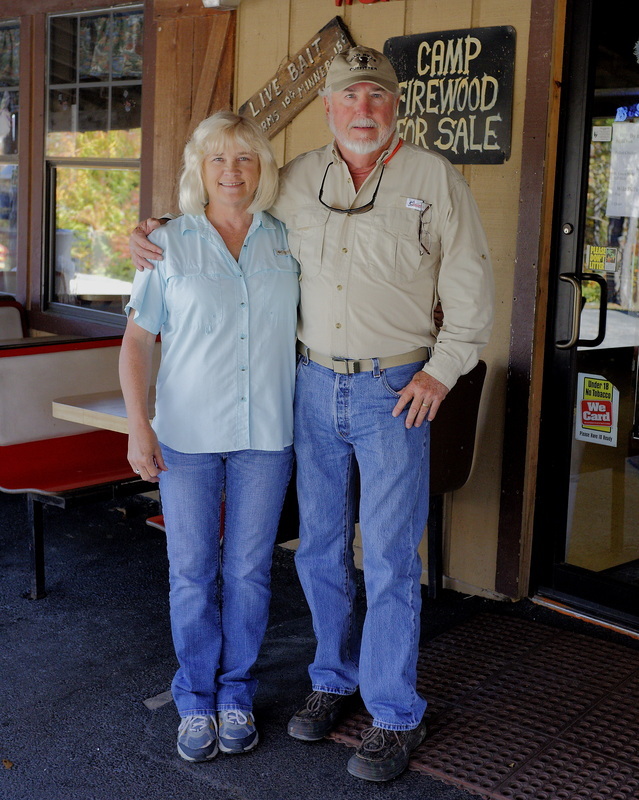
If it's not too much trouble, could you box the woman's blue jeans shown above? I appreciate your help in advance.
[293,357,429,730]
[159,443,293,717]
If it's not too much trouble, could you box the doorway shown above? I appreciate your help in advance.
[535,0,639,623]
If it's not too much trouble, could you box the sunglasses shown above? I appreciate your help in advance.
[318,161,386,215]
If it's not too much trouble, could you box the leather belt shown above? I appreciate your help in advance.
[296,342,431,375]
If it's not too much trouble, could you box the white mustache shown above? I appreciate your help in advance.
[348,118,378,129]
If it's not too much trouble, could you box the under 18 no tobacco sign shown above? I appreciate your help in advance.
[575,373,619,448]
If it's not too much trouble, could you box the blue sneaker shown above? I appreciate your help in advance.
[177,715,218,762]
[217,710,259,753]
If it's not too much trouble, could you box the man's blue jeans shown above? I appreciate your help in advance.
[294,357,429,730]
[159,443,293,717]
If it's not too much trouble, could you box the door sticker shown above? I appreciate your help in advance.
[584,244,618,272]
[575,373,619,447]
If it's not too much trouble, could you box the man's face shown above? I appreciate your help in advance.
[324,82,399,156]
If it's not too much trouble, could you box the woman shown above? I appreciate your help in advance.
[119,112,299,762]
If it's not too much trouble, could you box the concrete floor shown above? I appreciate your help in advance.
[2,490,636,800]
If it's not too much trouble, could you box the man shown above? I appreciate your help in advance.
[129,45,493,782]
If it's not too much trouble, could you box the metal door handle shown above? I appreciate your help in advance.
[556,272,607,349]
[578,272,607,347]
[556,274,582,349]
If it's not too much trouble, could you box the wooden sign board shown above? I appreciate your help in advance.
[384,26,516,164]
[238,17,354,139]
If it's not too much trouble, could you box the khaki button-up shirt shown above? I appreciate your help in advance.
[271,134,494,390]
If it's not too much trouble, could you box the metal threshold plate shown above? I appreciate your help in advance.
[328,613,639,798]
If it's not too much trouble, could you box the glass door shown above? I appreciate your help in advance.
[536,0,639,622]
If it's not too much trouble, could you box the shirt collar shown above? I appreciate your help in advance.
[180,210,276,238]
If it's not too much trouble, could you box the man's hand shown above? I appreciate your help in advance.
[433,301,444,331]
[391,370,449,428]
[130,218,166,271]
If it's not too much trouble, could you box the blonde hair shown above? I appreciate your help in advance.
[179,111,279,215]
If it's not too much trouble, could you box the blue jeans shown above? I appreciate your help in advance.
[159,443,293,716]
[294,357,429,730]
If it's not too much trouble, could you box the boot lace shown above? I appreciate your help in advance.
[359,725,402,754]
[299,690,343,718]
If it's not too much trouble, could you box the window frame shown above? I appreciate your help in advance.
[42,4,144,329]
[0,0,154,338]
[1,0,232,338]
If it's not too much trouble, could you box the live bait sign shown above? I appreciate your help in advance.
[238,17,354,139]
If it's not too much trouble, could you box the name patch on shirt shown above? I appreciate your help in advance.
[274,248,291,256]
[405,197,427,211]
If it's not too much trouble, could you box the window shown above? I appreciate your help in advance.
[46,6,143,317]
[0,20,19,296]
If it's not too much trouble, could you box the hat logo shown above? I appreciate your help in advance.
[347,49,378,72]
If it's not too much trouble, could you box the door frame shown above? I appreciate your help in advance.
[494,0,567,598]
[531,0,639,625]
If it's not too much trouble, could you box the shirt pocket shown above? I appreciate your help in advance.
[369,207,429,281]
[165,274,225,332]
[285,209,330,278]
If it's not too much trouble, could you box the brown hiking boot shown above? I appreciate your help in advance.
[287,690,351,741]
[346,717,427,781]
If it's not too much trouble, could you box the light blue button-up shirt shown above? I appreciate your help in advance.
[125,212,300,454]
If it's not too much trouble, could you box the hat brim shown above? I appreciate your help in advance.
[326,76,399,94]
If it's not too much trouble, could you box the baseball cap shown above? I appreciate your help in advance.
[324,45,399,94]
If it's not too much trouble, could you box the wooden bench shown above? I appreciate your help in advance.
[0,336,159,599]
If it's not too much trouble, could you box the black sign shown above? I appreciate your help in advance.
[384,26,516,164]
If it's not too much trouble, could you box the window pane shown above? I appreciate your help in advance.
[53,166,138,313]
[112,85,141,130]
[47,8,143,158]
[112,11,143,80]
[0,90,18,156]
[78,86,108,131]
[0,163,18,295]
[0,22,20,84]
[0,21,19,156]
[48,88,76,136]
[79,14,110,82]
[49,16,76,85]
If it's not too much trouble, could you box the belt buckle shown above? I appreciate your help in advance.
[331,357,364,374]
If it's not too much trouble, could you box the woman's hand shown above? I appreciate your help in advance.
[127,422,167,483]
[119,312,166,482]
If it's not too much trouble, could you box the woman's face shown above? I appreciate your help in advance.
[202,141,261,212]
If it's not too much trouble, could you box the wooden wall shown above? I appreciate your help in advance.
[149,1,236,217]
[235,0,535,598]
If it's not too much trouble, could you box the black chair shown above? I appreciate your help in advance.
[427,359,487,598]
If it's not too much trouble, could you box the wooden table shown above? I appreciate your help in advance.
[51,388,164,534]
[52,388,155,434]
